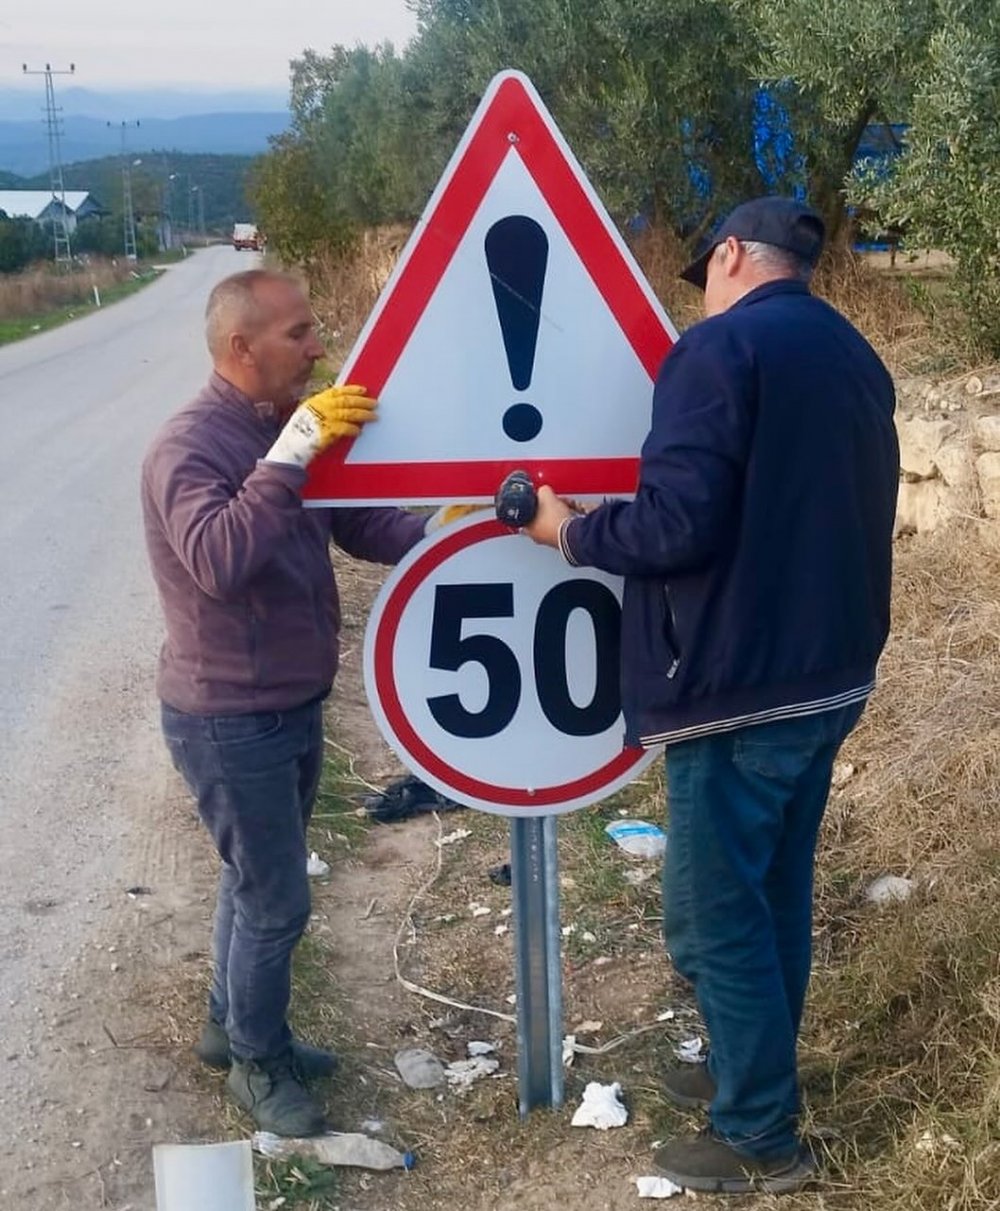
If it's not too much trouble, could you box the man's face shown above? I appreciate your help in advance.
[242,280,325,409]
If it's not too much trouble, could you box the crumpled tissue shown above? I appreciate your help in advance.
[635,1175,684,1199]
[570,1081,628,1130]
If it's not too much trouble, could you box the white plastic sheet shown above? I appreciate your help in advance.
[153,1141,255,1211]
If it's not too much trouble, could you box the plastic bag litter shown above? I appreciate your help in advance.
[866,874,915,904]
[445,1056,500,1089]
[605,820,667,860]
[636,1175,684,1199]
[571,1081,628,1129]
[306,851,330,877]
[675,1036,705,1063]
[363,774,463,823]
[394,1047,445,1089]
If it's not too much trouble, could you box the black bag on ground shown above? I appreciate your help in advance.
[362,774,464,823]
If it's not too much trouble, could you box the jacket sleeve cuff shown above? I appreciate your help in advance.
[255,459,308,492]
[557,516,582,566]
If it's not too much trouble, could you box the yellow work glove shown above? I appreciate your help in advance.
[265,384,378,468]
[424,504,484,535]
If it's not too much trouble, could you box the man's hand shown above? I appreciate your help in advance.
[523,485,575,548]
[265,384,377,468]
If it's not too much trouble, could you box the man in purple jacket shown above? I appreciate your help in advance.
[141,269,427,1136]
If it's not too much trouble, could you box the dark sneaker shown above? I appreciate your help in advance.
[227,1051,327,1137]
[655,1129,816,1194]
[663,1064,715,1110]
[194,1020,338,1078]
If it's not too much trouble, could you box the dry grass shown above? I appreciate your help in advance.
[799,524,1000,1208]
[0,258,136,319]
[309,226,411,371]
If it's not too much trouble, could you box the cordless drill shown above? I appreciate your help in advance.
[494,469,538,528]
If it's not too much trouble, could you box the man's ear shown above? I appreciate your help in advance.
[722,236,743,277]
[230,331,253,366]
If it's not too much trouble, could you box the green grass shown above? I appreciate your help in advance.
[255,1153,340,1208]
[151,247,190,265]
[0,267,163,346]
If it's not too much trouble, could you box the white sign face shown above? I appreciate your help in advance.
[304,69,677,507]
[351,154,656,464]
[363,515,657,817]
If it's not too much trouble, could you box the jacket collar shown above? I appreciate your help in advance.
[209,370,283,424]
[731,278,811,311]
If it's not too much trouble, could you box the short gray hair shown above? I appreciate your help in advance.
[204,269,301,358]
[738,240,814,283]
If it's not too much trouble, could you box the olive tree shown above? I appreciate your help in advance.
[850,0,1000,351]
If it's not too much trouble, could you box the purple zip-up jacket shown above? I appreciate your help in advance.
[141,372,426,715]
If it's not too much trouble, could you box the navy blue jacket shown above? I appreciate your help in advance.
[561,279,899,747]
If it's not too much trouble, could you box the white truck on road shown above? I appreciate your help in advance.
[232,223,262,251]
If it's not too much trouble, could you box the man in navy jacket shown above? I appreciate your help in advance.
[523,198,898,1193]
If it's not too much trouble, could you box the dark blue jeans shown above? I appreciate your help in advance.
[161,698,324,1061]
[662,702,864,1157]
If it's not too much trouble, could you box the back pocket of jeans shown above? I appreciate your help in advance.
[732,724,820,783]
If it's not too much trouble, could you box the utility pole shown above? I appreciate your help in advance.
[194,184,206,242]
[160,155,172,251]
[22,62,75,269]
[109,120,140,261]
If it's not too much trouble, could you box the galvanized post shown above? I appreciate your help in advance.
[511,814,564,1117]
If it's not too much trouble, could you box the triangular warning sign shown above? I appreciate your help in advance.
[304,70,678,506]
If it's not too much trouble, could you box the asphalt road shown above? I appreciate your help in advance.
[0,246,253,1168]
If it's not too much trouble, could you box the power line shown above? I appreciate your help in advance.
[22,61,75,269]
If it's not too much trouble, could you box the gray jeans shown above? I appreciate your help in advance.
[161,698,324,1060]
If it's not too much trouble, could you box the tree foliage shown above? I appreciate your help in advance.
[744,0,937,240]
[0,215,51,273]
[247,0,1000,348]
[850,0,1000,351]
[247,133,356,272]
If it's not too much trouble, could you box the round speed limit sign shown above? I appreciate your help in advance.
[363,514,656,816]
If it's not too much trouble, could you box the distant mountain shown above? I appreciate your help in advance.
[0,111,290,176]
[0,85,288,122]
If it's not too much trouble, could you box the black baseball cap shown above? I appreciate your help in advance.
[680,196,826,290]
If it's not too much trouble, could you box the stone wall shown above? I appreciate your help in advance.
[894,372,1000,534]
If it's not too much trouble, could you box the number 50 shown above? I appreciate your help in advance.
[426,581,621,740]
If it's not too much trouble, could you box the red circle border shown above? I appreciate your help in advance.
[372,518,646,810]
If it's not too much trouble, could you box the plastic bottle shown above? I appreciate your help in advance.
[253,1130,415,1171]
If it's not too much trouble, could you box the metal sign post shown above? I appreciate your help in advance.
[511,815,563,1116]
[363,518,658,1117]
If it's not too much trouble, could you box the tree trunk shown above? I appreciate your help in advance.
[814,96,878,247]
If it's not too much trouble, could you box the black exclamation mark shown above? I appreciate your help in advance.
[485,215,548,442]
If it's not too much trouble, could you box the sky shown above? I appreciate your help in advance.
[2,0,419,93]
